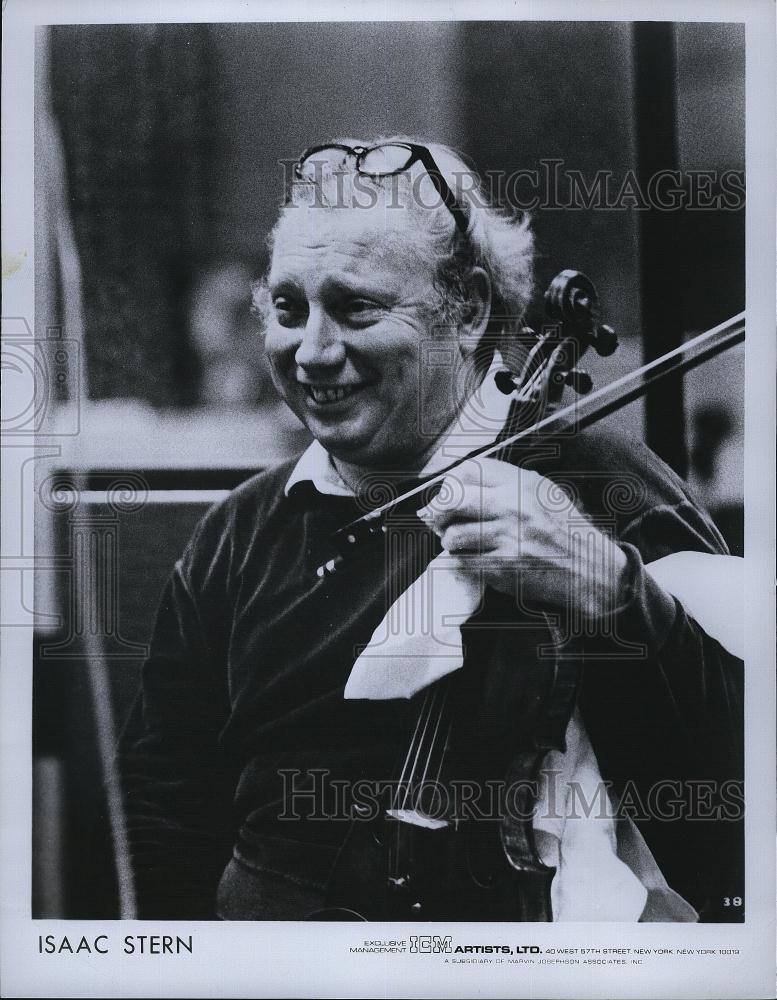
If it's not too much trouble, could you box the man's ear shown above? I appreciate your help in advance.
[457,266,492,361]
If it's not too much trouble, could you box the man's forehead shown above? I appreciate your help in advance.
[270,204,423,272]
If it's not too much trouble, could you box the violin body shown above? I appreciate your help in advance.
[309,600,580,922]
[310,810,554,922]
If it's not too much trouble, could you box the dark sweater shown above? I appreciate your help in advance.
[118,425,743,920]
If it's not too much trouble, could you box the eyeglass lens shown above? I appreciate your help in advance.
[297,144,415,180]
[296,147,353,179]
[358,144,415,176]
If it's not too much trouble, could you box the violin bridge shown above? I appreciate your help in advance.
[385,808,449,830]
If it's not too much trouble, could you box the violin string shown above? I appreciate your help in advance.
[390,690,432,876]
[393,690,432,811]
[400,688,437,814]
[516,336,546,388]
[511,356,547,405]
[416,688,449,814]
[391,688,438,880]
[434,716,454,788]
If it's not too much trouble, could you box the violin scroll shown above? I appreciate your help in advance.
[543,269,618,357]
[495,270,617,403]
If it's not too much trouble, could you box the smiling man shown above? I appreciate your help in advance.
[119,138,743,922]
[258,146,513,479]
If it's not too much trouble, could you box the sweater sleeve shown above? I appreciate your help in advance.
[610,502,742,766]
[575,500,744,919]
[117,509,237,919]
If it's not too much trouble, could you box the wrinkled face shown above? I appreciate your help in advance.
[264,205,465,470]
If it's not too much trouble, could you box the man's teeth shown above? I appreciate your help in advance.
[307,385,359,403]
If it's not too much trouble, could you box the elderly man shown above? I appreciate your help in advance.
[119,138,742,922]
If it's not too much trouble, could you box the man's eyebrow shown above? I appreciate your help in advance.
[271,274,397,302]
[323,276,393,299]
[267,277,304,297]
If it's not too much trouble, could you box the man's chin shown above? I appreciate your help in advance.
[307,425,404,472]
[314,434,385,467]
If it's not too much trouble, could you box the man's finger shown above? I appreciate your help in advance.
[465,456,542,490]
[440,522,502,554]
[417,482,508,529]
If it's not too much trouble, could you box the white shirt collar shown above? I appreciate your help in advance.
[284,437,353,497]
[284,353,513,497]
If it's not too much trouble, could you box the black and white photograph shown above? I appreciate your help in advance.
[1,1,774,997]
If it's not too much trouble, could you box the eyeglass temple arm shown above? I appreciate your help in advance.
[415,148,470,236]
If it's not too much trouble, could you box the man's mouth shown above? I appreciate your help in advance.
[303,383,366,405]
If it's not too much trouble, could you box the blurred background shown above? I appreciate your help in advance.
[31,20,745,917]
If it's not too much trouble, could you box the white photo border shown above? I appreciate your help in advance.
[1,1,774,997]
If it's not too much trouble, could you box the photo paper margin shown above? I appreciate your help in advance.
[1,0,774,997]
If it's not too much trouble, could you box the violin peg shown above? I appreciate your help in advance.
[593,324,618,357]
[565,368,593,394]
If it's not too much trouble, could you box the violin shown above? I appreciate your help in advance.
[306,270,745,921]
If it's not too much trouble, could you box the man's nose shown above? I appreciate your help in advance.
[294,307,346,370]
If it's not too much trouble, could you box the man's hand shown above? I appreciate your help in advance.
[416,457,630,619]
